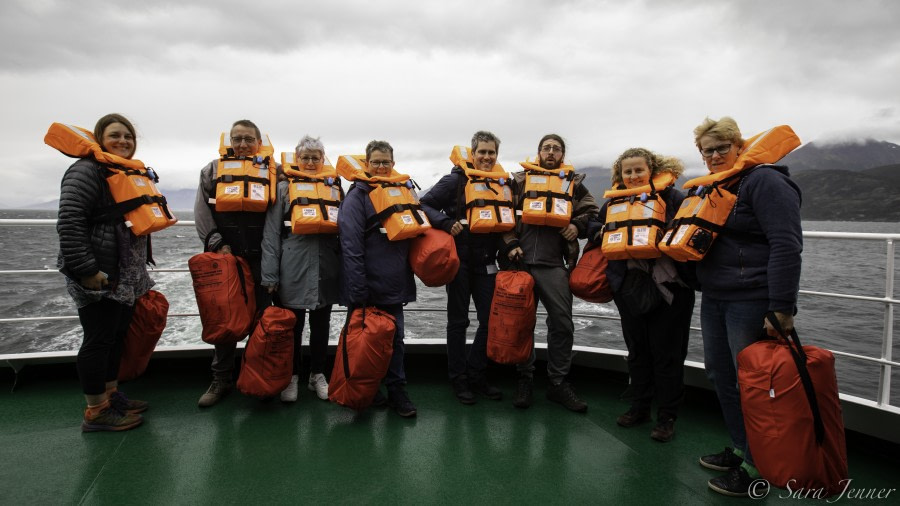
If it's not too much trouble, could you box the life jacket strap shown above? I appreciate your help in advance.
[93,194,174,224]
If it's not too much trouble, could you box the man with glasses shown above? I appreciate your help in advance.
[502,134,599,412]
[194,119,276,407]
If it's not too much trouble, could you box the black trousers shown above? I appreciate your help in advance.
[614,284,695,420]
[76,298,135,395]
[289,305,333,376]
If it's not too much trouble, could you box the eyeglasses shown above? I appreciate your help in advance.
[368,160,393,168]
[700,143,733,158]
[540,145,563,153]
[299,156,321,164]
[231,136,257,145]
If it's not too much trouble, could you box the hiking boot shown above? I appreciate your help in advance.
[513,376,533,409]
[452,377,476,405]
[388,387,417,418]
[699,447,744,472]
[281,375,299,403]
[198,377,232,407]
[650,418,676,442]
[546,381,588,413]
[308,373,329,401]
[371,389,388,408]
[708,467,764,497]
[616,408,651,428]
[82,403,143,432]
[469,376,502,401]
[108,391,149,414]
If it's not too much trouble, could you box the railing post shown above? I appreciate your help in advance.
[879,238,895,406]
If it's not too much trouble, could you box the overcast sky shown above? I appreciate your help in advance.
[2,0,898,206]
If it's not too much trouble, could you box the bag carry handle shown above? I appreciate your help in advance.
[765,312,825,445]
[339,308,355,380]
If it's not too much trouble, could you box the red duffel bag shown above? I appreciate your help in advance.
[237,305,296,398]
[119,290,169,381]
[487,269,536,364]
[189,251,256,344]
[329,307,396,411]
[569,242,613,303]
[409,227,460,287]
[737,315,848,497]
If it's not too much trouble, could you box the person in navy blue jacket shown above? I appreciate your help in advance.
[338,140,418,417]
[692,117,803,498]
[420,131,504,405]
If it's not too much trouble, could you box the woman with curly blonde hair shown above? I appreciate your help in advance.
[587,146,695,442]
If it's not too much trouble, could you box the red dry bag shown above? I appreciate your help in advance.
[119,290,168,381]
[737,315,848,497]
[237,305,296,398]
[409,227,460,287]
[329,307,396,411]
[569,242,613,303]
[488,269,536,364]
[189,252,256,344]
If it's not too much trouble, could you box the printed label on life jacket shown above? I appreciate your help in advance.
[331,187,340,200]
[474,183,488,192]
[553,198,568,215]
[417,210,429,224]
[250,183,265,200]
[479,210,492,220]
[224,185,240,195]
[151,207,162,218]
[500,207,513,223]
[530,176,548,184]
[607,232,623,244]
[388,188,402,197]
[223,161,242,169]
[302,208,317,217]
[642,201,656,218]
[610,203,627,214]
[295,183,314,191]
[529,201,544,211]
[327,206,338,222]
[503,187,511,199]
[633,227,650,245]
[134,178,146,187]
[673,225,688,244]
[401,215,414,224]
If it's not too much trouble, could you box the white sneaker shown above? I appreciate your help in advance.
[308,373,329,400]
[281,375,299,402]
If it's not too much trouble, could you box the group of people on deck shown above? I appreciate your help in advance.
[56,114,802,498]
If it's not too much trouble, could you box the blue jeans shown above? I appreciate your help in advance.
[377,304,406,389]
[701,295,769,466]
[445,262,495,381]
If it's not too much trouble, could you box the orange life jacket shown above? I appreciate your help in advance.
[487,269,536,364]
[329,307,397,411]
[237,306,297,398]
[518,159,577,228]
[408,227,460,287]
[44,122,177,235]
[118,290,169,381]
[210,133,278,213]
[281,152,342,234]
[600,172,676,260]
[659,125,801,261]
[336,154,431,241]
[449,145,515,233]
[189,251,257,344]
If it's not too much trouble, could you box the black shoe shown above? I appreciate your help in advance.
[546,381,587,413]
[513,376,533,409]
[452,377,476,405]
[699,447,744,472]
[370,389,388,408]
[650,418,676,442]
[616,408,651,428]
[708,467,764,497]
[388,387,417,418]
[469,377,502,401]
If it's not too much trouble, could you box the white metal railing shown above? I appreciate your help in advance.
[0,219,897,409]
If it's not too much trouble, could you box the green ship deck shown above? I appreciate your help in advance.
[2,354,897,505]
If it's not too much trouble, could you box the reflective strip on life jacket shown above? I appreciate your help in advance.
[450,145,515,233]
[518,160,577,228]
[211,133,277,213]
[280,152,342,234]
[44,122,178,235]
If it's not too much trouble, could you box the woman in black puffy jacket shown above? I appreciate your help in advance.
[57,113,153,432]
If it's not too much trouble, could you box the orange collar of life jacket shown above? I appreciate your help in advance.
[603,172,676,199]
[336,154,412,184]
[44,122,146,171]
[281,152,338,180]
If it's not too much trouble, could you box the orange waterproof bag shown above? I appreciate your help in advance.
[488,269,536,364]
[329,307,396,411]
[738,316,848,496]
[569,243,613,303]
[409,228,460,287]
[189,252,256,344]
[237,306,297,398]
[119,290,169,381]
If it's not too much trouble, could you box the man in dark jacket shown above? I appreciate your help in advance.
[501,134,599,412]
[339,140,418,417]
[194,119,274,407]
[420,131,504,404]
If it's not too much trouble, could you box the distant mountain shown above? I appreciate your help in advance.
[793,164,900,221]
[19,187,196,212]
[781,139,900,172]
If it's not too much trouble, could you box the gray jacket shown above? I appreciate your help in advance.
[261,181,341,310]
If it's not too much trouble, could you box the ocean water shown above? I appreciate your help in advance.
[0,209,898,405]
